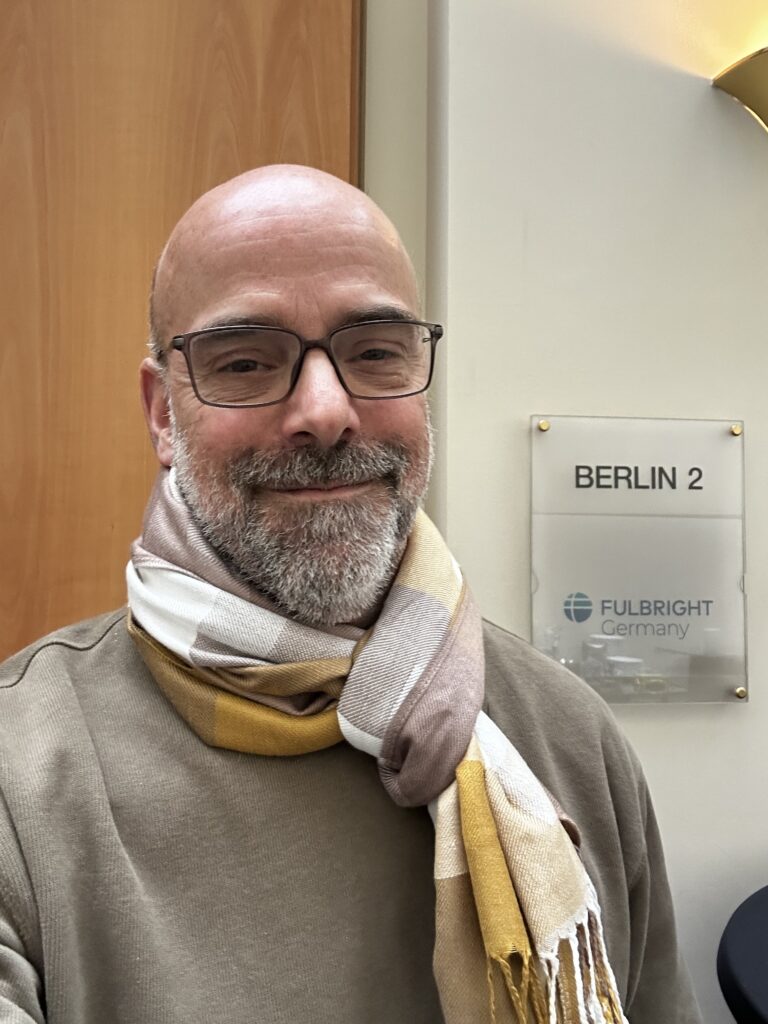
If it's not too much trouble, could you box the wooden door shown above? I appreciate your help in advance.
[0,0,362,659]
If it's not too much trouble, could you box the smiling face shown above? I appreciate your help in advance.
[140,166,433,625]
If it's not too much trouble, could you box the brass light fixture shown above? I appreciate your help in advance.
[714,48,768,129]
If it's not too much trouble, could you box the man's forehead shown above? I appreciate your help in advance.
[153,168,418,336]
[164,210,415,303]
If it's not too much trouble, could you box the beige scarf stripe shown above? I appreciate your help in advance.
[127,469,627,1023]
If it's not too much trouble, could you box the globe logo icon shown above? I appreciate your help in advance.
[563,593,593,623]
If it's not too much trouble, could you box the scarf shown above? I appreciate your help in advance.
[127,470,626,1024]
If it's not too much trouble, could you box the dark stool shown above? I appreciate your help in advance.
[718,885,768,1023]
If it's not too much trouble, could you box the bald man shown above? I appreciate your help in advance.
[0,167,700,1024]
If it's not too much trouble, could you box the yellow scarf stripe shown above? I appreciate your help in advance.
[457,758,556,1023]
[456,758,530,961]
[212,693,343,754]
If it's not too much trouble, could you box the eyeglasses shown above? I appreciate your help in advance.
[165,319,443,409]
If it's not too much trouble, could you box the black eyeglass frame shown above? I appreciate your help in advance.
[164,319,444,409]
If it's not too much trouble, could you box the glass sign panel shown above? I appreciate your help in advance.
[531,416,747,703]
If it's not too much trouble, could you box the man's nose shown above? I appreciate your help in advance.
[279,348,361,448]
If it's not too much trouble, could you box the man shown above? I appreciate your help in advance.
[0,166,700,1023]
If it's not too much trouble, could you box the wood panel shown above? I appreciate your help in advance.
[0,0,362,659]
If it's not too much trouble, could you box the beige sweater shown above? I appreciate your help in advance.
[0,611,700,1023]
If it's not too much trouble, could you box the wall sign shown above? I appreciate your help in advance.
[531,416,747,703]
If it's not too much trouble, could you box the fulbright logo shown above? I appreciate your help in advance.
[563,592,593,623]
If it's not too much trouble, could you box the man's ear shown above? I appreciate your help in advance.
[139,358,174,468]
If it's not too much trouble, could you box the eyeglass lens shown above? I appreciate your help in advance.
[187,323,433,406]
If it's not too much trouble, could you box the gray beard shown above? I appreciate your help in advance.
[171,427,432,626]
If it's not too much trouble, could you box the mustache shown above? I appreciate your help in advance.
[226,439,411,491]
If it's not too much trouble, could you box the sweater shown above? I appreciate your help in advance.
[0,611,701,1023]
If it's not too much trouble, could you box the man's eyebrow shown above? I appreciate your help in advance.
[193,313,286,332]
[333,305,418,329]
[191,305,420,336]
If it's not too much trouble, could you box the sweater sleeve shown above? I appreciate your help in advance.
[622,765,702,1024]
[0,796,45,1023]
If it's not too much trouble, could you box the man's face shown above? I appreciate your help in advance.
[143,182,433,625]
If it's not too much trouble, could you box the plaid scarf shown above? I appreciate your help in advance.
[127,470,626,1023]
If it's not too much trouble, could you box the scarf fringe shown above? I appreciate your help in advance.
[485,912,627,1024]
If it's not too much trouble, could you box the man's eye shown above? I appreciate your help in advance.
[357,347,396,361]
[220,358,265,373]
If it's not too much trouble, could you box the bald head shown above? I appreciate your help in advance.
[149,165,418,354]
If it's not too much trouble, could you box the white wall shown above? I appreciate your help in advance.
[366,2,768,1021]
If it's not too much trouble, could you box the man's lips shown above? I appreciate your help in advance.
[264,481,378,500]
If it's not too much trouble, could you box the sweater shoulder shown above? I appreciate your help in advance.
[482,618,617,723]
[481,618,641,781]
[0,610,129,692]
